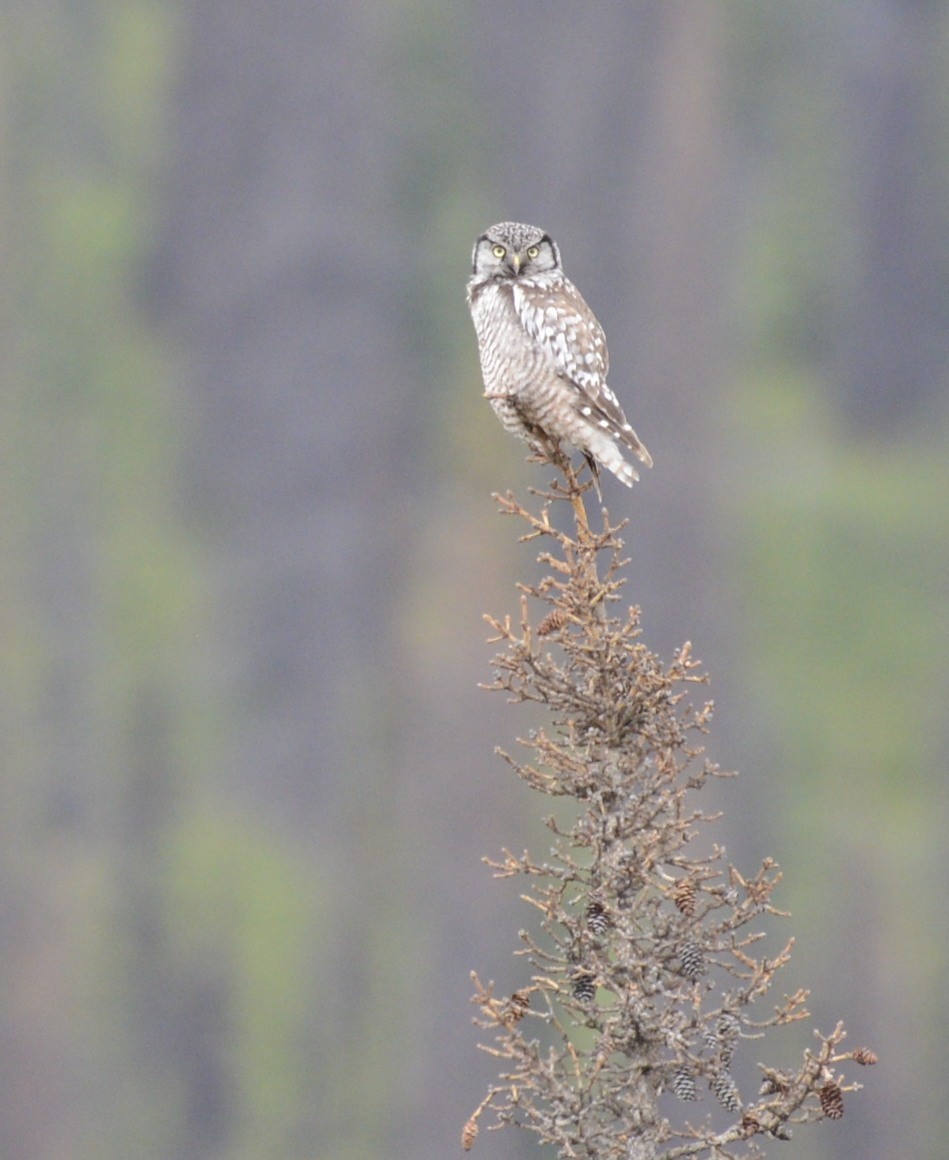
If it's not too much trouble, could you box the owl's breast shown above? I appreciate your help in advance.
[469,282,555,399]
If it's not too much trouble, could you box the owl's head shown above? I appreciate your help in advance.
[471,221,560,281]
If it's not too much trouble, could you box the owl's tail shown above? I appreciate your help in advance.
[587,432,647,490]
[619,423,653,470]
[607,457,641,489]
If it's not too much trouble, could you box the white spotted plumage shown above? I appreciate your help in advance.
[467,221,651,489]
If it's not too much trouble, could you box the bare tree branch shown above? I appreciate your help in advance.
[463,457,875,1158]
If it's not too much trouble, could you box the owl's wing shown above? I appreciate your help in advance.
[512,277,626,426]
[513,277,652,468]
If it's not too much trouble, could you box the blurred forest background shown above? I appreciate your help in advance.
[0,2,947,1158]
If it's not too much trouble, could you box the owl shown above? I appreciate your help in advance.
[467,221,651,490]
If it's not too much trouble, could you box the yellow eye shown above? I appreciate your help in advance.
[526,245,540,258]
[492,244,506,259]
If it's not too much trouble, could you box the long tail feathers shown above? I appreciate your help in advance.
[620,424,653,469]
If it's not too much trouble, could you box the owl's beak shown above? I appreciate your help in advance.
[509,253,521,274]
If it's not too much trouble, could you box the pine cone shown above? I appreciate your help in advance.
[571,970,597,1003]
[461,1118,478,1151]
[678,940,706,981]
[504,989,530,1025]
[852,1046,878,1066]
[717,1011,739,1065]
[586,899,610,935]
[711,1070,741,1113]
[819,1082,844,1119]
[717,1010,740,1042]
[537,608,568,636]
[672,1065,698,1102]
[673,878,697,916]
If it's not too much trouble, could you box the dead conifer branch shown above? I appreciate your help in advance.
[465,463,871,1156]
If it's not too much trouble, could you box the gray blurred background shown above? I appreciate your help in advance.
[1,2,947,1158]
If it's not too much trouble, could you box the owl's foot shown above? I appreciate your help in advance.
[581,452,603,502]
